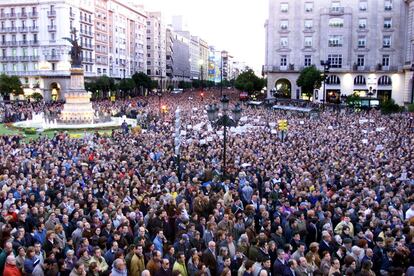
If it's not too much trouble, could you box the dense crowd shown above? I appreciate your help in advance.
[0,89,414,276]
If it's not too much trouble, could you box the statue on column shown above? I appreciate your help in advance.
[63,28,82,67]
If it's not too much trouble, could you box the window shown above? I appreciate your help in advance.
[384,18,392,29]
[2,49,5,57]
[358,37,367,48]
[33,33,37,42]
[357,55,365,66]
[280,55,287,66]
[382,55,390,66]
[305,3,313,12]
[326,75,340,85]
[329,18,344,27]
[354,75,366,84]
[23,63,28,71]
[383,35,391,48]
[328,35,343,47]
[305,37,313,47]
[359,1,367,11]
[13,63,18,72]
[280,37,288,47]
[304,55,312,67]
[328,54,343,68]
[280,20,288,30]
[281,3,288,12]
[384,0,392,11]
[12,48,16,56]
[304,20,313,29]
[378,75,392,85]
[358,18,367,29]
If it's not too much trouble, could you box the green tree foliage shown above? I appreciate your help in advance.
[30,92,43,102]
[346,93,361,108]
[118,78,135,95]
[0,74,23,96]
[132,72,152,91]
[234,69,265,94]
[296,66,324,98]
[380,99,402,114]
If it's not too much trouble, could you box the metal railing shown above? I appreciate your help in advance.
[48,25,56,31]
[329,7,345,14]
[47,10,56,17]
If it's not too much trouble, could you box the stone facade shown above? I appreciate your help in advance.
[264,0,414,105]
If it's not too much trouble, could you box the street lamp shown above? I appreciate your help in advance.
[206,95,242,179]
[320,60,331,110]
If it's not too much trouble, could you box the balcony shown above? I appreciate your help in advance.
[29,26,39,32]
[0,13,6,19]
[82,44,94,49]
[30,40,39,46]
[384,6,392,11]
[18,27,29,32]
[5,41,18,46]
[19,40,29,46]
[29,12,38,18]
[8,13,17,19]
[47,10,56,17]
[48,25,56,31]
[262,64,297,73]
[70,12,75,18]
[18,12,28,18]
[19,55,39,62]
[45,54,61,61]
[83,57,94,63]
[329,7,345,14]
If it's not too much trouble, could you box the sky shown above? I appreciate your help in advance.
[139,0,267,74]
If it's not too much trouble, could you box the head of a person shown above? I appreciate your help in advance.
[161,258,170,270]
[177,251,186,264]
[153,250,161,261]
[208,241,216,251]
[277,249,285,260]
[114,258,126,271]
[6,255,16,266]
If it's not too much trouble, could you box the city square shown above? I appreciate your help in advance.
[0,1,414,276]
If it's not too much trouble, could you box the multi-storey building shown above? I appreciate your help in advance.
[189,35,200,80]
[165,27,174,88]
[0,0,98,101]
[146,11,166,90]
[264,0,414,105]
[171,30,191,82]
[107,0,146,79]
[199,38,209,81]
[0,0,148,101]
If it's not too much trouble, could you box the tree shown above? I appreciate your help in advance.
[296,66,324,99]
[0,74,23,97]
[132,72,152,95]
[118,78,135,97]
[234,69,265,94]
[380,99,402,114]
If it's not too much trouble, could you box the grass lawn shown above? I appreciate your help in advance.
[0,123,116,142]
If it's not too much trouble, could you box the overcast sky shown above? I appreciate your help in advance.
[139,0,267,74]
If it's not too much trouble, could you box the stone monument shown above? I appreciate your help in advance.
[60,29,95,124]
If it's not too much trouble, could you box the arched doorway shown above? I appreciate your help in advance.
[377,75,392,103]
[274,78,291,98]
[50,82,61,101]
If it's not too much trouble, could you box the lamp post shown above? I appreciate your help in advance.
[320,60,331,110]
[206,95,242,179]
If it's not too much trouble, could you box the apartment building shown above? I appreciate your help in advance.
[199,38,209,81]
[0,0,149,101]
[146,11,166,90]
[107,0,147,79]
[264,0,414,105]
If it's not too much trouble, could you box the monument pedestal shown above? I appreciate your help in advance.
[60,68,95,124]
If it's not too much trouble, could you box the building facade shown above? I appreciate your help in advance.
[264,0,414,105]
[0,0,149,101]
[146,11,166,90]
[199,38,209,81]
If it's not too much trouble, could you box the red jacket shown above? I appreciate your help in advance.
[3,263,22,276]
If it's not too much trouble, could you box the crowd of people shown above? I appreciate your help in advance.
[0,89,414,276]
